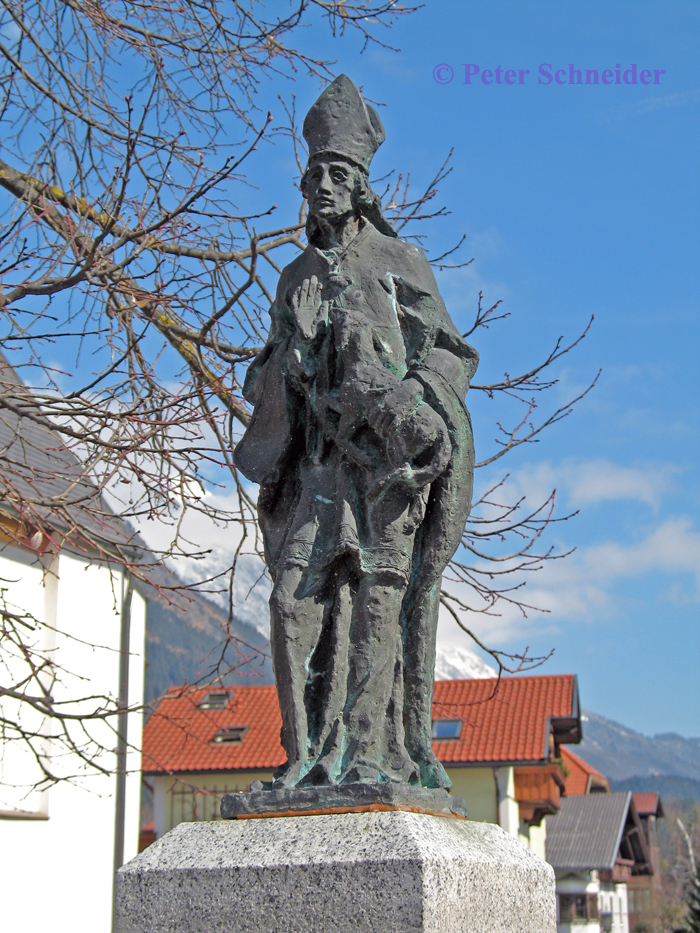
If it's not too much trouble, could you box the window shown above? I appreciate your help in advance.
[558,894,599,922]
[170,783,244,823]
[431,719,462,740]
[630,889,652,914]
[212,726,247,744]
[199,692,229,710]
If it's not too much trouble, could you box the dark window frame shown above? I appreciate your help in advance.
[431,719,463,740]
[558,893,599,922]
[199,692,230,710]
[212,726,248,744]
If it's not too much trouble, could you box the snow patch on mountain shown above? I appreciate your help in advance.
[167,548,272,637]
[434,645,497,680]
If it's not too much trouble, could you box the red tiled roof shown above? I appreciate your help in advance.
[632,791,663,817]
[561,746,609,795]
[143,684,286,775]
[432,675,577,765]
[143,674,578,775]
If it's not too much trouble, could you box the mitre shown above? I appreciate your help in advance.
[303,74,385,172]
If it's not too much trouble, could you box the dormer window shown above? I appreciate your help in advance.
[431,719,462,740]
[199,692,229,710]
[212,726,247,744]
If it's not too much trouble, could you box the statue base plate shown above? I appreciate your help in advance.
[220,781,467,819]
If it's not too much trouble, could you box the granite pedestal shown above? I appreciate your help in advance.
[115,810,556,932]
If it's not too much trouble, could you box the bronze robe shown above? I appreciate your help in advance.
[235,220,478,786]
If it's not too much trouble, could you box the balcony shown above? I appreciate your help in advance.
[514,762,566,826]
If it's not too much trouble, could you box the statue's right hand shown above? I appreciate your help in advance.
[290,275,326,340]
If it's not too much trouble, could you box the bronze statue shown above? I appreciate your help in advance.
[234,75,478,790]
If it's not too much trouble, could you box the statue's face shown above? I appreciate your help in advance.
[304,158,357,221]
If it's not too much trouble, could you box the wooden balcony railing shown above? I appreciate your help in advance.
[514,762,566,826]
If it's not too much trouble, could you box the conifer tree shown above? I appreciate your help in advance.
[688,869,700,933]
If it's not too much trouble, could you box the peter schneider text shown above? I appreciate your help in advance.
[435,64,665,86]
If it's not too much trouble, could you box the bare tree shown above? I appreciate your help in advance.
[0,0,597,786]
[658,801,700,930]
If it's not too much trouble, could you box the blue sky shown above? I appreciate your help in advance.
[242,0,700,737]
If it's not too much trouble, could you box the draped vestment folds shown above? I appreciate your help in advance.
[235,220,478,787]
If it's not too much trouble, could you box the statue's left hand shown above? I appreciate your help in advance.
[393,402,450,467]
[367,380,453,488]
[368,400,453,500]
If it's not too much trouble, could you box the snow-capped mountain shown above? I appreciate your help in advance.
[434,645,498,680]
[167,548,272,637]
[140,561,273,702]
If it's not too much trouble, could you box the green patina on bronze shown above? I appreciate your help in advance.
[234,75,478,792]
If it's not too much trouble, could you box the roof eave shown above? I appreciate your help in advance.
[550,675,582,746]
[144,755,563,775]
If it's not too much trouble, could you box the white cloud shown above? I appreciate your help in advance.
[600,87,700,123]
[438,513,700,655]
[580,517,700,583]
[500,458,680,512]
[438,577,561,653]
[437,455,697,656]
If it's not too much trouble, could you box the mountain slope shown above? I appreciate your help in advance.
[608,774,700,803]
[434,646,498,680]
[577,709,700,781]
[139,563,273,703]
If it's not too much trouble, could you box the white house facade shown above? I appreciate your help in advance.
[0,354,148,933]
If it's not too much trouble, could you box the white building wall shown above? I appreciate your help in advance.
[0,548,146,933]
[0,547,54,814]
[599,881,629,933]
[526,818,547,861]
[495,765,520,837]
[124,589,146,859]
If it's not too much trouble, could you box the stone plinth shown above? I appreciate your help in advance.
[115,811,556,933]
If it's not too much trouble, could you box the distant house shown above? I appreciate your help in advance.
[562,746,610,795]
[627,792,664,932]
[546,792,654,933]
[0,355,147,933]
[556,745,665,933]
[142,673,582,858]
